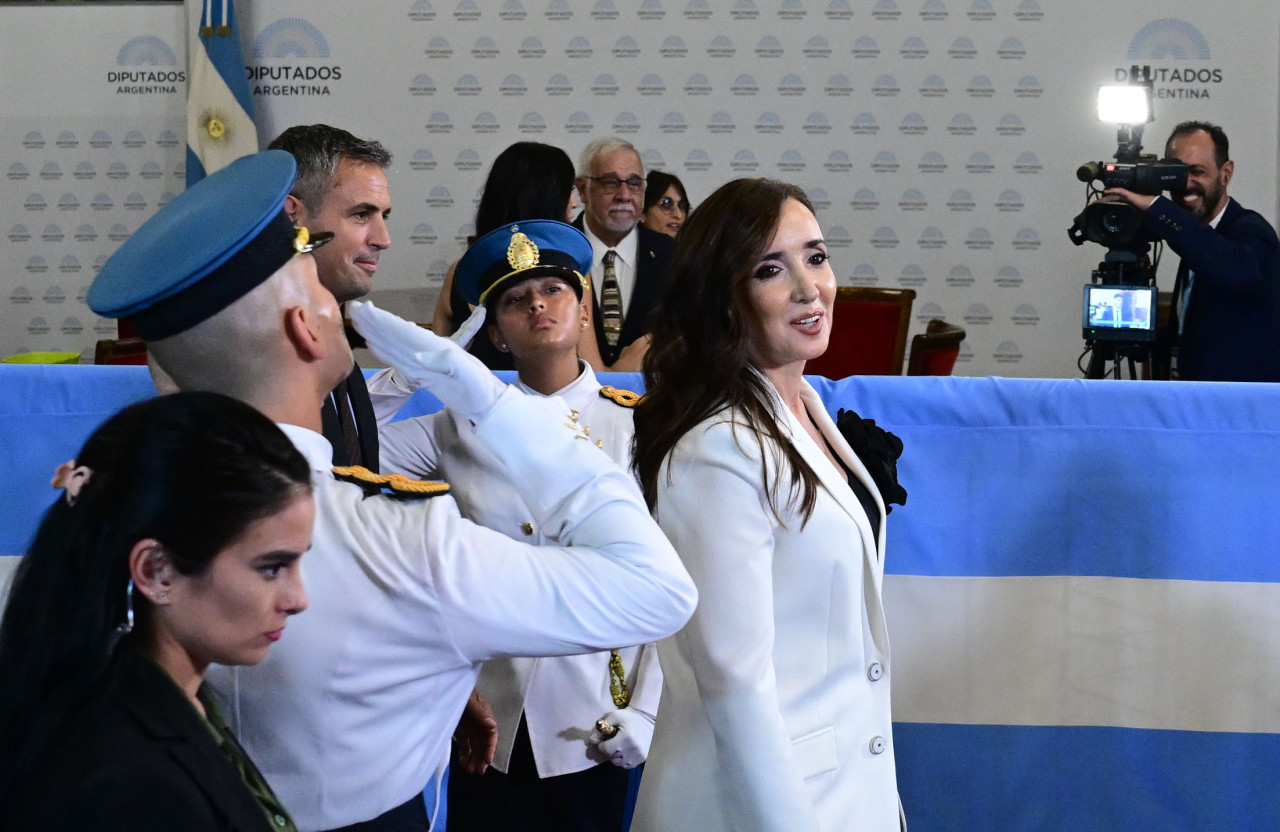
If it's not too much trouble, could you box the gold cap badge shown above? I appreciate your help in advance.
[507,231,539,271]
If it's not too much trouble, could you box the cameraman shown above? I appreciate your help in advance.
[1106,121,1280,382]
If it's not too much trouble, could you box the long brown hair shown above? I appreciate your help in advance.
[631,178,820,523]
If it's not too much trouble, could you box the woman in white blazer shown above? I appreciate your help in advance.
[379,219,659,832]
[631,179,905,832]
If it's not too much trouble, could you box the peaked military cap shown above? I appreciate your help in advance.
[455,219,594,309]
[87,150,331,340]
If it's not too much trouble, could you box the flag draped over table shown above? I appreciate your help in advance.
[185,0,256,186]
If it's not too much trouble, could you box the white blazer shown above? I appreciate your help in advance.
[380,364,662,777]
[633,377,901,832]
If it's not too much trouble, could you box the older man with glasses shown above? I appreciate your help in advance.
[573,137,675,371]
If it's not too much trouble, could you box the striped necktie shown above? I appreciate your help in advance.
[601,250,623,348]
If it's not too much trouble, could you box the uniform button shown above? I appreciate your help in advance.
[869,735,886,755]
[274,814,288,827]
[867,661,883,682]
[521,522,534,536]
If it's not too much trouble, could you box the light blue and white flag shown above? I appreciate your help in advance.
[804,375,1280,832]
[6,369,1280,829]
[185,0,256,186]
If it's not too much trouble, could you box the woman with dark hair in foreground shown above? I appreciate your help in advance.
[631,178,906,831]
[0,392,314,832]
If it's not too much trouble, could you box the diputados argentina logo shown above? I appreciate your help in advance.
[110,36,184,95]
[250,18,341,97]
[1122,18,1222,100]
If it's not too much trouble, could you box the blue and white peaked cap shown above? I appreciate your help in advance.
[455,219,594,310]
[88,150,332,340]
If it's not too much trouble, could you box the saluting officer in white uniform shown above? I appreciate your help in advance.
[380,221,658,832]
[85,152,697,832]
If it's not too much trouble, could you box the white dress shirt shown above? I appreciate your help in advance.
[364,366,414,426]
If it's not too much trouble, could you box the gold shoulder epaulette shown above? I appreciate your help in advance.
[332,465,451,499]
[599,386,641,408]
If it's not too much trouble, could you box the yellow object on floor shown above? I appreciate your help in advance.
[1,351,81,364]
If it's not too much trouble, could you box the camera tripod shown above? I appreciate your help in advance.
[1084,340,1153,379]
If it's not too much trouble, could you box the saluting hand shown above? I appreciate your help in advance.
[349,300,505,423]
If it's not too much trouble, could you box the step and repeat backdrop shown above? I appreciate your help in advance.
[2,1,1277,377]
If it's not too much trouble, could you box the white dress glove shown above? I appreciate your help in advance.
[382,304,488,393]
[588,708,655,770]
[348,300,503,423]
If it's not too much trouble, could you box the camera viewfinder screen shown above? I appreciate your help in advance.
[1082,285,1157,342]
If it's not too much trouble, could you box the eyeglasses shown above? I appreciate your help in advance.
[584,175,647,194]
[655,196,691,214]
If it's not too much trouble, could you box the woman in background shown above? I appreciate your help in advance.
[630,178,905,831]
[0,393,313,832]
[640,170,690,239]
[430,141,596,370]
[385,220,659,832]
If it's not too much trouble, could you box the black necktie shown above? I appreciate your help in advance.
[333,378,364,468]
[1169,261,1190,340]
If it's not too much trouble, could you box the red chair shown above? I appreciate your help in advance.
[806,287,916,379]
[94,338,148,366]
[906,319,966,376]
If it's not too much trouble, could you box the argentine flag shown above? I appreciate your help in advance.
[385,371,1280,829]
[185,0,256,186]
[808,375,1280,832]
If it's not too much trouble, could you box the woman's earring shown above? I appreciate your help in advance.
[106,578,135,654]
[120,579,136,633]
[581,321,588,330]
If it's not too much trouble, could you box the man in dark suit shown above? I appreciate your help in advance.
[573,137,674,371]
[270,124,393,467]
[1107,121,1280,382]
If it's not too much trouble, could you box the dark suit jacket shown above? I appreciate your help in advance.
[5,648,275,832]
[322,363,380,471]
[1145,197,1280,381]
[573,217,674,367]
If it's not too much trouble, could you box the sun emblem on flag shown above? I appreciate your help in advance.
[199,109,233,143]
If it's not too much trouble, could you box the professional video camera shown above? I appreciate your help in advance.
[1071,159,1187,248]
[1068,69,1189,252]
[1066,66,1188,379]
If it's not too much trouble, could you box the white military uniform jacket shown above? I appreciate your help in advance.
[206,389,696,832]
[632,376,900,832]
[380,363,661,777]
